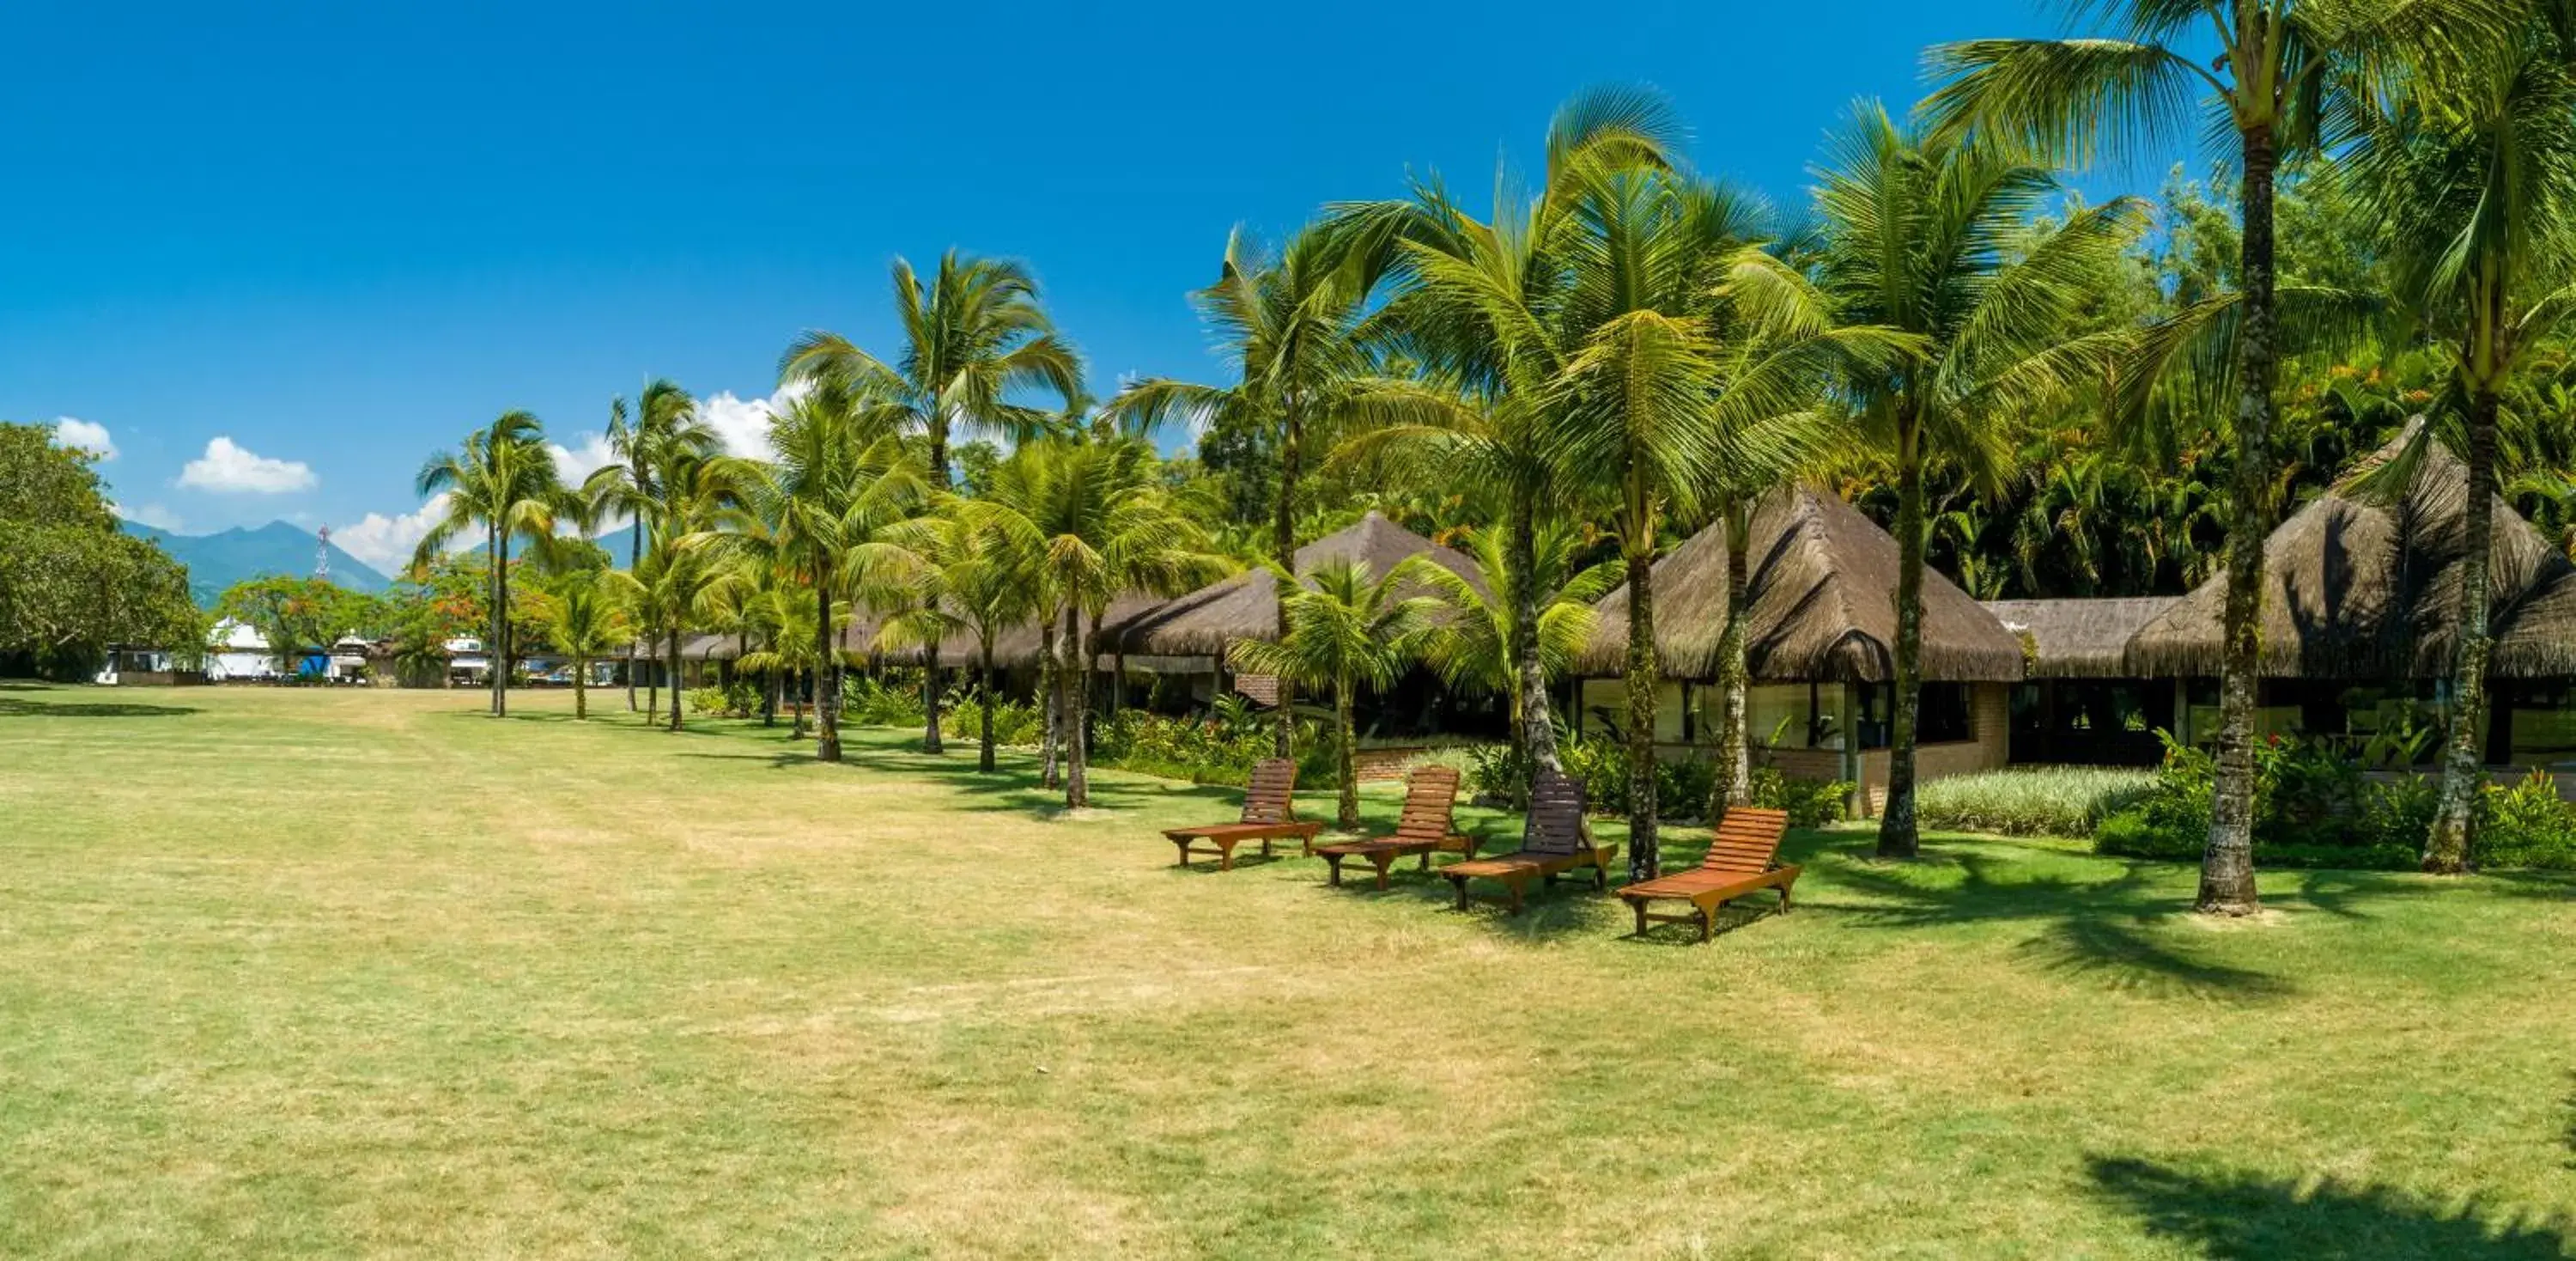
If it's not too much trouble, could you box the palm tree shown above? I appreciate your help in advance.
[890,506,1033,772]
[1923,0,2476,911]
[1236,558,1443,831]
[1109,222,1396,759]
[413,410,571,718]
[1408,521,1616,745]
[2346,11,2576,872]
[634,450,753,733]
[527,571,629,721]
[586,379,701,711]
[736,581,840,740]
[748,384,923,762]
[1787,106,2145,861]
[780,252,1083,755]
[963,438,1227,807]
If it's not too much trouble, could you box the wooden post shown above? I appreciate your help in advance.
[1111,653,1127,716]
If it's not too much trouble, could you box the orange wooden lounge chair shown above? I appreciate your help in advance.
[1163,758,1323,870]
[1440,768,1619,913]
[1615,807,1799,941]
[1312,765,1481,889]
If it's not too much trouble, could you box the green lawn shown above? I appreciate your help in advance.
[3,684,2573,1258]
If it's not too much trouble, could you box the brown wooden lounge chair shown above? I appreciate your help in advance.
[1163,758,1323,870]
[1440,768,1619,913]
[1312,765,1480,889]
[1615,807,1799,941]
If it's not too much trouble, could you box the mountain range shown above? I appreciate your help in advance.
[121,521,392,605]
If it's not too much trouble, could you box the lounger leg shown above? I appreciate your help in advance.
[1631,899,1647,937]
[1593,862,1607,891]
[1699,904,1713,943]
[1219,841,1236,872]
[1372,853,1394,891]
[1449,877,1469,911]
[1508,880,1526,915]
[1174,840,1188,868]
[1417,850,1431,872]
[1780,882,1794,913]
[1326,855,1344,887]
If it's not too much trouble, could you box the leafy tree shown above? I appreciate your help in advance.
[887,506,1033,772]
[1235,558,1442,830]
[0,423,196,676]
[526,571,629,720]
[413,411,574,717]
[1924,0,2473,911]
[2347,7,2576,872]
[780,252,1082,755]
[1789,106,2145,860]
[215,575,364,679]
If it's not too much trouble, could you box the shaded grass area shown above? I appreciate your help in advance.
[3,685,2573,1258]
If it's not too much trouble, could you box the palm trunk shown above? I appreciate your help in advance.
[626,520,641,712]
[1335,672,1359,831]
[1271,412,1301,759]
[1712,498,1753,819]
[763,666,778,728]
[2200,131,2279,917]
[791,669,808,738]
[979,635,999,773]
[667,629,683,731]
[923,642,945,754]
[814,575,841,762]
[1880,417,1926,859]
[2428,387,2501,873]
[574,657,588,721]
[1507,484,1563,777]
[1038,613,1062,789]
[1623,537,1661,883]
[1065,606,1090,808]
[489,526,508,718]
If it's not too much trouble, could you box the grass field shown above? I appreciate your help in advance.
[3,683,2573,1258]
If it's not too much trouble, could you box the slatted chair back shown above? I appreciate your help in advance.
[1701,807,1789,875]
[1391,765,1461,844]
[1240,758,1299,825]
[1523,768,1590,855]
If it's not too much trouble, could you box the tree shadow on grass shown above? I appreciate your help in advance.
[0,697,198,718]
[2086,1154,2571,1259]
[1809,846,2297,1001]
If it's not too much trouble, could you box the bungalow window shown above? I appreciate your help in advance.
[1855,682,1971,746]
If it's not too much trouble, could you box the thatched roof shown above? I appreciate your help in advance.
[1578,487,2026,683]
[1983,598,2178,679]
[835,593,1207,672]
[2126,429,2576,679]
[1101,511,1487,657]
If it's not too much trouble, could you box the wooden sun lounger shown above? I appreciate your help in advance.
[1312,765,1480,889]
[1163,758,1323,870]
[1616,807,1799,941]
[1441,768,1619,913]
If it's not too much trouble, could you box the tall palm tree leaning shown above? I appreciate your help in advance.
[1923,0,2478,911]
[2347,9,2576,872]
[1776,104,2145,860]
[637,448,752,734]
[587,378,696,712]
[1235,558,1441,831]
[750,383,923,762]
[413,410,570,718]
[780,252,1082,755]
[891,506,1032,773]
[1110,223,1393,760]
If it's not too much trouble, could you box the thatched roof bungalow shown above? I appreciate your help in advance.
[1101,511,1487,657]
[1571,487,2023,818]
[1983,597,2178,679]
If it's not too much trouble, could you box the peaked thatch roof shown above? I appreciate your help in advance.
[1580,487,2026,683]
[2126,429,2576,679]
[1983,598,2179,679]
[1101,511,1487,657]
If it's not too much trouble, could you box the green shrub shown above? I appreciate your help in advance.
[2474,769,2576,870]
[952,695,1045,747]
[1090,707,1317,787]
[1748,765,1851,829]
[1916,767,2157,838]
[2088,732,2508,871]
[841,675,927,727]
[684,686,732,718]
[1464,733,1845,826]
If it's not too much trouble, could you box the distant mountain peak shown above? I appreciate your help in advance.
[122,519,392,604]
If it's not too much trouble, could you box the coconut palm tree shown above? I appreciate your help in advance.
[1234,558,1443,831]
[963,437,1228,807]
[2345,11,2576,872]
[890,507,1035,772]
[1406,521,1616,743]
[1782,105,2146,861]
[412,410,572,719]
[1109,222,1398,759]
[634,450,754,733]
[736,581,840,740]
[586,379,703,711]
[1922,0,2482,911]
[779,252,1083,756]
[527,571,629,721]
[747,383,924,762]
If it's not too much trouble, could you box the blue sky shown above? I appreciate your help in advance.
[3,1,2186,572]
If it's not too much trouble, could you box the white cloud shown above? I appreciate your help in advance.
[331,492,451,573]
[178,436,317,494]
[52,417,116,460]
[548,431,619,484]
[112,501,184,531]
[699,384,805,460]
